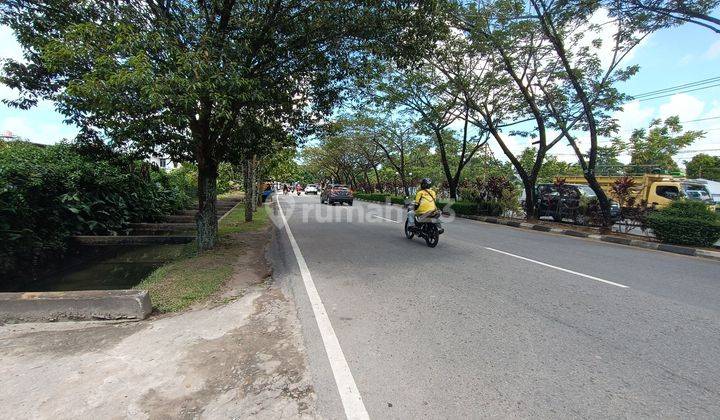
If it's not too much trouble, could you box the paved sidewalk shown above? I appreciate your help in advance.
[1,257,316,420]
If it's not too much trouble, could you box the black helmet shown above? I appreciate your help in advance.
[420,178,432,189]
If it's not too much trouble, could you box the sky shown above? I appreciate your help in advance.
[1,15,719,169]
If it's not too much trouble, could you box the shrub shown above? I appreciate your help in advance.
[354,193,390,202]
[167,163,198,199]
[646,200,720,247]
[0,141,191,282]
[355,192,502,217]
[460,175,517,216]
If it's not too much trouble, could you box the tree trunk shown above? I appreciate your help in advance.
[373,165,380,191]
[433,129,457,200]
[252,155,258,212]
[243,159,253,222]
[584,172,613,229]
[522,177,537,221]
[196,160,219,251]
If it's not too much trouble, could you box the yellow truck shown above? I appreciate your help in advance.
[560,174,715,210]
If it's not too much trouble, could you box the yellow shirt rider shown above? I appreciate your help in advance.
[415,185,437,215]
[407,178,442,231]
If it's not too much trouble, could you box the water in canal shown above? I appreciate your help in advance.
[3,244,189,292]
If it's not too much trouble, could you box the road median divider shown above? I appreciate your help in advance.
[355,197,720,262]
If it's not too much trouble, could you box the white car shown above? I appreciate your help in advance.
[304,184,319,195]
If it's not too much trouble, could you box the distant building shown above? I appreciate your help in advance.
[147,153,179,171]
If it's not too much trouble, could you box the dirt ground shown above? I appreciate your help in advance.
[0,229,318,419]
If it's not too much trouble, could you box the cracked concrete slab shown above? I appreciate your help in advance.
[0,282,316,419]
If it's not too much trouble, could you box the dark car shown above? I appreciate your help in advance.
[321,184,354,205]
[536,183,620,224]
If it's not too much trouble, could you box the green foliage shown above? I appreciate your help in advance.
[459,175,519,216]
[596,146,625,176]
[647,200,720,247]
[0,141,191,280]
[2,0,428,250]
[519,147,582,182]
[685,154,720,181]
[354,193,502,216]
[354,193,392,202]
[217,163,241,195]
[617,116,704,173]
[167,164,198,198]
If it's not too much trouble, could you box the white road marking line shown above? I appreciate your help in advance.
[277,200,370,420]
[371,214,399,223]
[484,247,629,289]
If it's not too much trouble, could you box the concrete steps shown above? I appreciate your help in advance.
[73,235,195,245]
[175,207,235,216]
[165,214,223,223]
[70,199,241,244]
[128,223,196,235]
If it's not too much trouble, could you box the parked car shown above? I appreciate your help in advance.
[321,184,354,205]
[536,183,620,224]
[304,184,319,195]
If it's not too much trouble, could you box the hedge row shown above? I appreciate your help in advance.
[354,193,502,217]
[646,200,720,247]
[0,141,192,281]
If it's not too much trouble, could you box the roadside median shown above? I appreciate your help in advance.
[354,197,720,262]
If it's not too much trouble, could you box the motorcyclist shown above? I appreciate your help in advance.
[407,178,443,232]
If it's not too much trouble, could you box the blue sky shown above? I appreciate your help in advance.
[1,14,719,168]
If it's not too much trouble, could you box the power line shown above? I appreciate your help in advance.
[631,75,720,99]
[674,148,720,154]
[637,82,720,102]
[682,115,720,123]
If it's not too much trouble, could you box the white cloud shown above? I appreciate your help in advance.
[580,8,648,69]
[613,100,655,135]
[487,132,526,161]
[703,40,720,60]
[658,93,705,121]
[0,25,24,103]
[679,53,694,66]
[1,25,78,144]
[0,25,24,63]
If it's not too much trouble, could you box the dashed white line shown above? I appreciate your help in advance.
[277,200,370,420]
[371,214,399,223]
[484,247,629,289]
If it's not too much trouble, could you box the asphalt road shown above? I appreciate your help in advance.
[270,194,720,419]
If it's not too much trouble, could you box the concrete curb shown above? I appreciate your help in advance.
[455,213,720,262]
[355,197,720,262]
[0,290,152,323]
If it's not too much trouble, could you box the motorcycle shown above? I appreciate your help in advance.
[403,200,443,248]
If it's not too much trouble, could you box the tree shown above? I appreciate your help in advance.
[617,116,704,173]
[374,63,489,200]
[1,0,423,250]
[519,147,582,183]
[527,0,646,227]
[450,0,570,220]
[604,0,720,34]
[371,119,424,196]
[685,154,720,180]
[596,146,625,176]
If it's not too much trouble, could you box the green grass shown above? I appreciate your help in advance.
[136,205,269,313]
[220,203,269,235]
[218,190,246,200]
